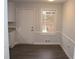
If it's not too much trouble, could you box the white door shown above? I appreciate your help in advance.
[17,8,35,44]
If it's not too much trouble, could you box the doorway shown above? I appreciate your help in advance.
[8,0,75,59]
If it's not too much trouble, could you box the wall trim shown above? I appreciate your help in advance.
[60,45,72,59]
[58,31,75,44]
[62,33,75,44]
[9,42,18,48]
[59,31,75,59]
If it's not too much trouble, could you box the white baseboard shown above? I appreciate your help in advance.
[61,45,72,59]
[9,42,18,48]
[32,42,61,45]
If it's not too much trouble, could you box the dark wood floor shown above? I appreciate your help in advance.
[10,44,69,59]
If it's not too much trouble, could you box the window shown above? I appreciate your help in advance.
[40,8,56,33]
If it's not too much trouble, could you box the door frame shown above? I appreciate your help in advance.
[4,0,10,59]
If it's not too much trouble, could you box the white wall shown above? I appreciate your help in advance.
[62,0,75,41]
[8,2,16,22]
[9,31,16,48]
[61,0,75,59]
[15,2,62,45]
[8,2,16,48]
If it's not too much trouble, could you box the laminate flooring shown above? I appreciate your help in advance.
[10,44,69,59]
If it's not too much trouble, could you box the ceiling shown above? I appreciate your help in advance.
[9,0,67,3]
